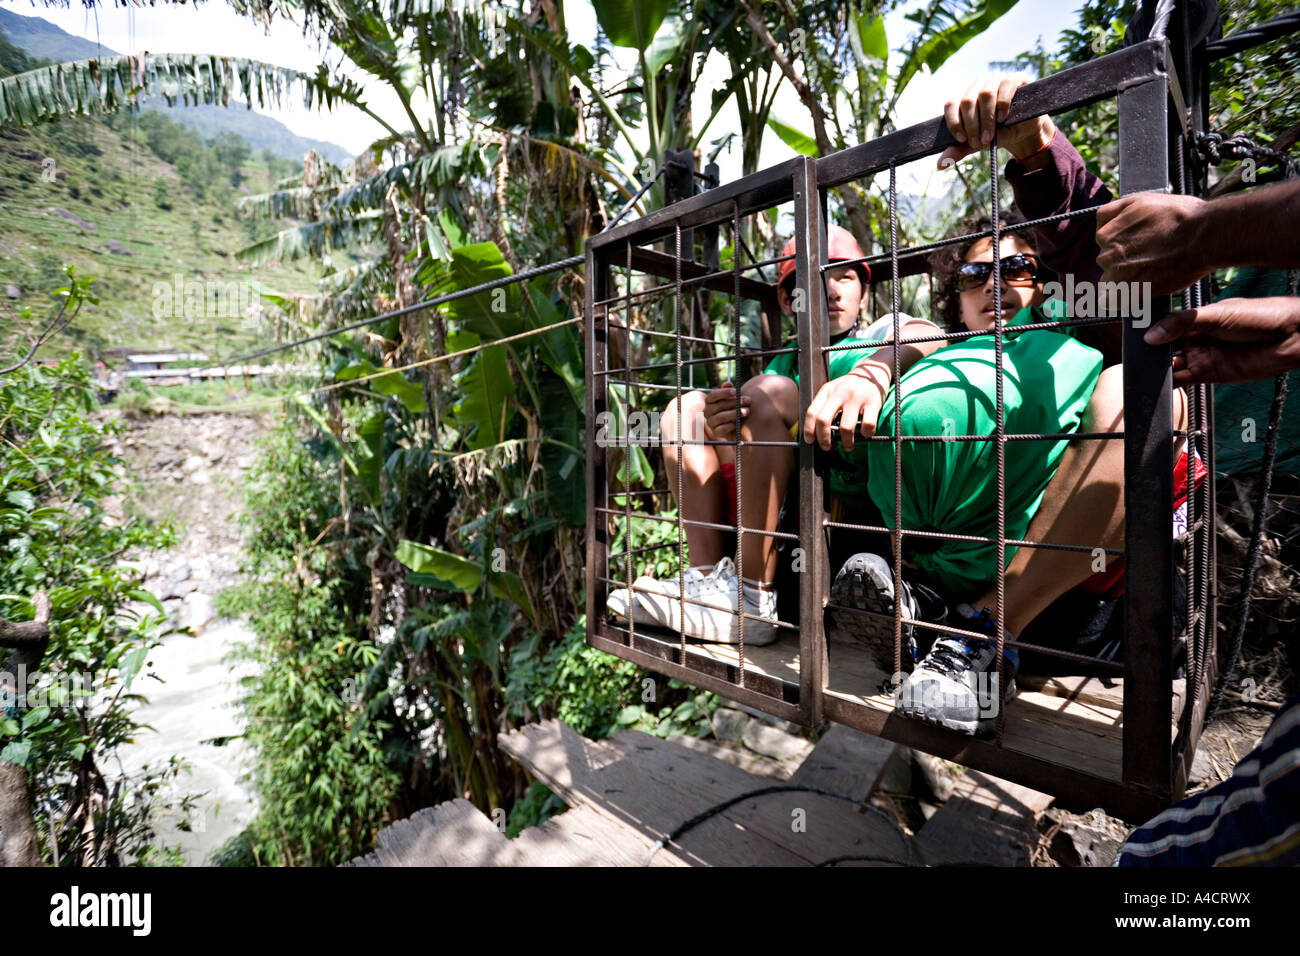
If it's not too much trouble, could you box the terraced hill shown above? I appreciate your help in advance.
[0,112,326,360]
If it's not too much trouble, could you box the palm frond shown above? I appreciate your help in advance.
[318,256,394,324]
[0,53,312,129]
[325,143,487,217]
[236,185,346,221]
[235,212,385,266]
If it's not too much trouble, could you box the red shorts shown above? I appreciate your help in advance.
[1075,448,1207,598]
[720,461,738,526]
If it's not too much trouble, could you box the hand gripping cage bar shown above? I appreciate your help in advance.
[584,22,1289,821]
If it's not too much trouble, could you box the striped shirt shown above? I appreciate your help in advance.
[1115,694,1300,866]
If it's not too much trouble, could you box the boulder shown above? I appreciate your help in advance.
[51,206,95,231]
[710,707,748,744]
[1041,807,1128,867]
[185,592,215,633]
[741,721,814,765]
[914,751,964,802]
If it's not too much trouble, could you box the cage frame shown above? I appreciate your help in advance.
[585,31,1232,821]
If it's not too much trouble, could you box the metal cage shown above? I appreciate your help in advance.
[585,24,1247,820]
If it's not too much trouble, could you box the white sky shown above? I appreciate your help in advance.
[5,0,1082,191]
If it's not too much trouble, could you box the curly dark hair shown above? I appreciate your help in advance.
[928,211,1048,332]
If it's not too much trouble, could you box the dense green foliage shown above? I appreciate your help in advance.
[506,614,644,740]
[6,0,1296,867]
[114,110,251,200]
[0,333,186,865]
[215,422,402,865]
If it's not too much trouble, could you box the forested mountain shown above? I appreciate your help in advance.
[0,25,325,355]
[0,7,351,165]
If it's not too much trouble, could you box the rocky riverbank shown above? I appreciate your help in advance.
[101,407,277,864]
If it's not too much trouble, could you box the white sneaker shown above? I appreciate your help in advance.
[608,570,704,627]
[628,566,707,620]
[640,558,779,646]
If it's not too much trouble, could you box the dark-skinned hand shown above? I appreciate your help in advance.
[1144,297,1300,385]
[1096,192,1211,295]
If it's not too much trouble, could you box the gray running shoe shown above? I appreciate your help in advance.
[895,605,1019,737]
[827,552,945,670]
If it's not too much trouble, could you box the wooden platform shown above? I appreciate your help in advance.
[347,719,1055,867]
[609,623,1185,784]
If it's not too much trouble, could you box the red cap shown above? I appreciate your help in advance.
[776,224,870,290]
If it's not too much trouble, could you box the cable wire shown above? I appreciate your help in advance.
[642,783,916,867]
[219,255,584,368]
[218,163,669,369]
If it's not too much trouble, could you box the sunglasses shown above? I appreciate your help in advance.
[955,253,1040,292]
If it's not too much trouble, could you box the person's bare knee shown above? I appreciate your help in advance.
[1083,364,1125,431]
[661,390,708,443]
[1172,384,1189,430]
[741,374,799,427]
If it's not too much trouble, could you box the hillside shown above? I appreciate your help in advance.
[0,5,104,61]
[0,27,331,360]
[0,114,327,358]
[0,7,352,166]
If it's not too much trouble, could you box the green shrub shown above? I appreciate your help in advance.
[216,422,403,866]
[0,353,184,865]
[506,781,566,838]
[505,612,717,743]
[506,614,643,740]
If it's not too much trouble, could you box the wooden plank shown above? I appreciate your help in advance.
[500,720,809,866]
[349,800,692,867]
[913,770,1055,867]
[666,733,793,780]
[789,724,898,801]
[1018,674,1186,716]
[505,805,690,867]
[344,799,509,867]
[500,720,914,866]
[680,631,1190,786]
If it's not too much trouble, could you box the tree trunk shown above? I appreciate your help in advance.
[0,592,50,867]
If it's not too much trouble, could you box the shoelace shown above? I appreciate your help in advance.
[924,640,982,680]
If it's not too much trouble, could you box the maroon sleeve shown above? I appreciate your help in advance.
[1007,132,1120,364]
[1005,132,1111,283]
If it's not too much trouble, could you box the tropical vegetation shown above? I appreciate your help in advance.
[0,0,1294,866]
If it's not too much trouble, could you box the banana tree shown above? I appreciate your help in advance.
[754,0,1022,268]
[0,50,395,134]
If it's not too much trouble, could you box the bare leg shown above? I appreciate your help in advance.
[971,366,1189,635]
[738,375,800,583]
[661,390,732,567]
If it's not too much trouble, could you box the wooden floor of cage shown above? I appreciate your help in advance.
[604,617,1187,784]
